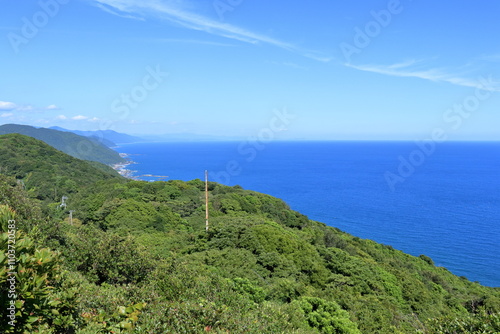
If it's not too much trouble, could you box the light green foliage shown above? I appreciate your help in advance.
[293,297,361,334]
[231,277,266,303]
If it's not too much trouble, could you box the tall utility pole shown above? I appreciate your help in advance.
[205,170,209,232]
[69,210,75,225]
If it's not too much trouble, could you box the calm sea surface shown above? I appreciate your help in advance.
[116,141,500,287]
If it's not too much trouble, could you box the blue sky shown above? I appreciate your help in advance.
[1,0,499,140]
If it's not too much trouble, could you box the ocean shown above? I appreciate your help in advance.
[116,141,500,287]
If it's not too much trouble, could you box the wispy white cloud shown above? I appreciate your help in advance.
[0,101,63,113]
[55,114,99,122]
[94,2,145,20]
[345,60,500,92]
[89,0,332,62]
[150,38,236,47]
[478,53,500,62]
[1,112,14,118]
[45,104,60,110]
[0,101,17,111]
[16,105,35,112]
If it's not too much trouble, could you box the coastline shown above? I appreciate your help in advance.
[111,152,169,181]
[111,153,137,179]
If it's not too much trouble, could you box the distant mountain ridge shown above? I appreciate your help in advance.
[49,126,144,146]
[0,124,124,165]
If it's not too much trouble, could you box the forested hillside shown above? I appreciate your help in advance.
[0,124,124,165]
[0,134,120,208]
[1,135,499,333]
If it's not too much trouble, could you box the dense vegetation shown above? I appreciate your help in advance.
[1,134,500,333]
[0,134,120,209]
[0,124,124,165]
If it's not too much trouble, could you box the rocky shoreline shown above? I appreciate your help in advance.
[111,153,137,179]
[111,153,169,181]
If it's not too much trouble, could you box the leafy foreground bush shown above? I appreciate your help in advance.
[0,204,74,333]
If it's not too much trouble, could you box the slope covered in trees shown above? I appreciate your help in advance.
[0,124,124,165]
[0,134,121,206]
[0,135,499,333]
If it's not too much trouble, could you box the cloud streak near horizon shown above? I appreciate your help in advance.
[0,101,61,112]
[89,0,332,62]
[345,60,500,92]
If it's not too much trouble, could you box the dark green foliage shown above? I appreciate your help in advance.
[420,254,435,266]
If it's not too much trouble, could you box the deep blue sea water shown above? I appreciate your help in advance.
[116,141,500,287]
